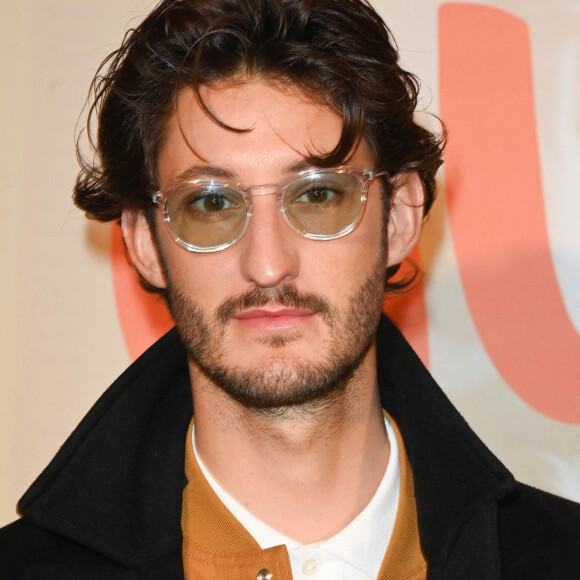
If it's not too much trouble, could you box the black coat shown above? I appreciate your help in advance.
[1,317,579,578]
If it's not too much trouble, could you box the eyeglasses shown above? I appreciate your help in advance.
[152,167,386,253]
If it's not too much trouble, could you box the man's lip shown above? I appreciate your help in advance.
[233,308,314,320]
[232,308,315,331]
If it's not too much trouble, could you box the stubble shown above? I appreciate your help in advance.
[165,262,387,415]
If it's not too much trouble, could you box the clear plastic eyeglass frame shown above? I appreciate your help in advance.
[151,166,387,253]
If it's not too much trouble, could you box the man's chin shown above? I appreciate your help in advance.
[195,347,367,414]
[221,336,324,373]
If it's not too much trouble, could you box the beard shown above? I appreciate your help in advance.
[164,255,387,414]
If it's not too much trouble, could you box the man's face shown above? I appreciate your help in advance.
[152,80,390,411]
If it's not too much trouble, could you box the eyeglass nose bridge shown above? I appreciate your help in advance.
[242,182,285,197]
[237,183,287,217]
[238,184,295,239]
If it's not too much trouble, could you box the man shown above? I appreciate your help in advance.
[1,0,579,578]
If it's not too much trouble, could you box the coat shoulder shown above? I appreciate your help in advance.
[498,483,580,578]
[0,518,133,579]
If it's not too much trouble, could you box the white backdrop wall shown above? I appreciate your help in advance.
[1,0,579,527]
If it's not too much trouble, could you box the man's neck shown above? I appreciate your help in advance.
[189,346,390,543]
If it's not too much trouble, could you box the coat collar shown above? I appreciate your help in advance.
[18,328,192,569]
[18,316,516,574]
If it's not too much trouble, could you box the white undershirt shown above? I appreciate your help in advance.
[192,417,400,579]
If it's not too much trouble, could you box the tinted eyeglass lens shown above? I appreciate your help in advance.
[283,173,363,237]
[166,184,247,249]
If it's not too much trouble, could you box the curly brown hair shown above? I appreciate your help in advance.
[74,0,444,291]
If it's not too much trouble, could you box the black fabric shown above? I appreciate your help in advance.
[1,317,579,578]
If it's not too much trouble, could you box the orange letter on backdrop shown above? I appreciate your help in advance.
[439,3,580,423]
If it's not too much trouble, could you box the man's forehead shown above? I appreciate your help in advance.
[157,81,350,185]
[197,78,331,117]
[174,81,341,139]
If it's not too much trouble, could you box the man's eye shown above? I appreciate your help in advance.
[296,186,340,204]
[189,192,236,212]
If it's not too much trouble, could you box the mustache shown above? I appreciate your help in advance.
[216,285,335,325]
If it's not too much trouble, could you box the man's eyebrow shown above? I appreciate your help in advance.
[282,159,315,175]
[171,165,238,184]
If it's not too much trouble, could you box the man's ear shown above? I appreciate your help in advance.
[121,210,167,289]
[386,172,425,267]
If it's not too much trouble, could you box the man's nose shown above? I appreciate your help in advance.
[238,195,299,288]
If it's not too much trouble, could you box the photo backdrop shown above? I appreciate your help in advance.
[2,0,579,527]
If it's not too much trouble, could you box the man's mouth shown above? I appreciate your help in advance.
[233,308,315,330]
[216,284,333,326]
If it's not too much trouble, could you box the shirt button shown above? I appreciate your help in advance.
[256,569,273,580]
[302,558,318,576]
